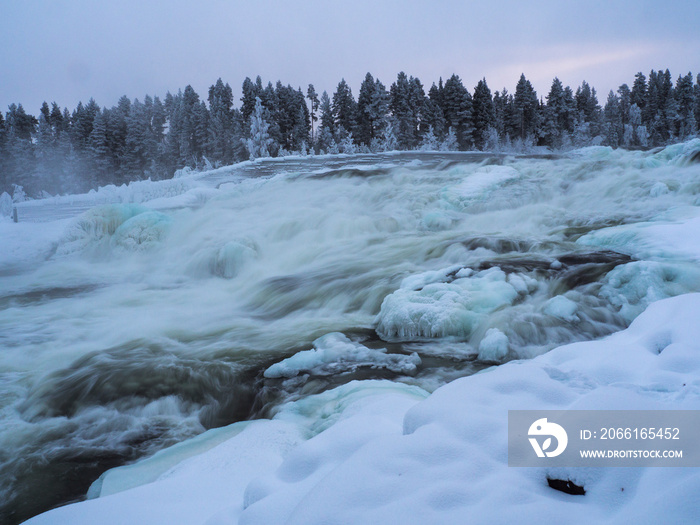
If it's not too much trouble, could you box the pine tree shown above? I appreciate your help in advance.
[544,78,575,148]
[291,88,310,151]
[5,104,38,194]
[332,79,357,140]
[87,110,111,187]
[306,84,319,143]
[603,90,622,147]
[631,72,647,110]
[0,112,7,193]
[426,82,447,138]
[674,72,696,139]
[472,78,495,150]
[513,74,539,142]
[390,72,427,150]
[368,78,390,140]
[695,74,700,133]
[318,90,335,137]
[207,78,235,165]
[441,74,473,149]
[241,76,263,124]
[357,72,377,146]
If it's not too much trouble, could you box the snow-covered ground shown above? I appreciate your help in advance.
[3,140,700,524]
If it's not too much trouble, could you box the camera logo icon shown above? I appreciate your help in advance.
[528,418,568,458]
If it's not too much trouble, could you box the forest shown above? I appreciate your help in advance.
[1,69,699,198]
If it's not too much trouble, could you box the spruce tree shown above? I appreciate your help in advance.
[357,72,377,146]
[87,110,111,187]
[472,78,495,150]
[631,72,647,109]
[241,76,263,124]
[603,90,622,147]
[319,91,335,136]
[513,74,539,142]
[674,72,696,139]
[306,84,319,143]
[694,74,700,133]
[332,79,357,140]
[441,74,473,149]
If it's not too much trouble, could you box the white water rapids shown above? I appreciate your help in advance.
[2,143,700,523]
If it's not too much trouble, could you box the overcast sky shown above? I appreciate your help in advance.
[2,0,699,113]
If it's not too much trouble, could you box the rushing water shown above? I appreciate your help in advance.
[2,144,700,523]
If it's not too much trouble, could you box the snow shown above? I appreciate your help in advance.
[578,209,700,263]
[0,217,69,274]
[0,192,12,217]
[263,333,421,378]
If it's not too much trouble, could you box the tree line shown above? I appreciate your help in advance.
[1,69,699,198]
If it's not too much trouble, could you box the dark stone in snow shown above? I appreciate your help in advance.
[547,477,586,495]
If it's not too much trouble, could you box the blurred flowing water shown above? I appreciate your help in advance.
[2,143,700,523]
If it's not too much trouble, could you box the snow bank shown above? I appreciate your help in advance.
[578,210,700,263]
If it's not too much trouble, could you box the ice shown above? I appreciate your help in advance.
[599,261,700,322]
[398,265,463,291]
[477,328,509,361]
[263,333,421,379]
[111,211,172,252]
[89,420,258,499]
[376,267,518,341]
[55,204,151,256]
[543,295,579,322]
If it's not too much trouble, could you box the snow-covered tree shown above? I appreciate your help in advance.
[420,126,439,151]
[245,97,274,159]
[439,127,459,151]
